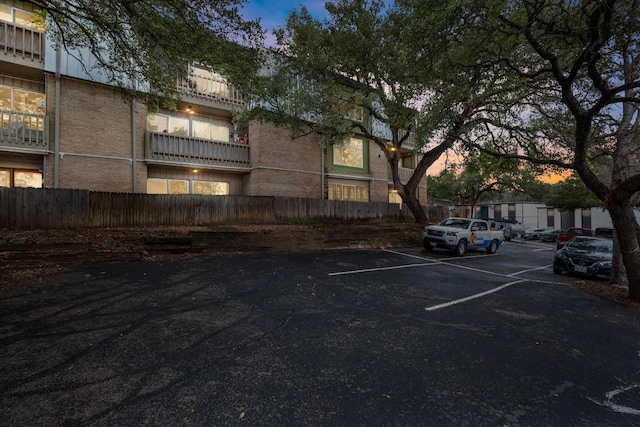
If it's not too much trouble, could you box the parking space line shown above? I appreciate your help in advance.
[508,264,552,277]
[327,249,572,311]
[328,262,437,276]
[425,279,527,312]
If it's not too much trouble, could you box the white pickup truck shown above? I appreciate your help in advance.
[422,217,504,256]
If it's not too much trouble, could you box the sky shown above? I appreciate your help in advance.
[241,0,328,45]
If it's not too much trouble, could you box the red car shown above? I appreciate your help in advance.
[556,227,595,249]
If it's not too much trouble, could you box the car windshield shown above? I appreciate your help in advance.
[567,238,613,253]
[440,218,471,229]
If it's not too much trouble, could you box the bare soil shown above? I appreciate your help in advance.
[1,223,637,307]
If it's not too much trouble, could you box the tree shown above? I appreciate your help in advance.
[398,0,640,298]
[482,0,640,298]
[546,173,603,210]
[33,0,263,105]
[235,0,510,223]
[428,152,548,216]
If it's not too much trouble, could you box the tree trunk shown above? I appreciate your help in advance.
[608,202,640,300]
[610,236,628,287]
[400,189,427,224]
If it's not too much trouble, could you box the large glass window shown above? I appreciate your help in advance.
[14,170,42,188]
[0,168,42,188]
[328,182,369,202]
[0,86,45,113]
[333,138,364,168]
[192,119,229,141]
[169,180,188,194]
[147,178,229,195]
[147,114,230,142]
[193,181,229,195]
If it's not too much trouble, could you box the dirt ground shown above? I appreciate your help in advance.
[1,223,637,307]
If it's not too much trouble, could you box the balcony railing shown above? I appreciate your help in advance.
[145,132,250,169]
[177,75,244,107]
[0,110,48,152]
[388,165,418,184]
[0,21,44,61]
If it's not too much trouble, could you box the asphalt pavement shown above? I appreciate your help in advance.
[1,240,639,426]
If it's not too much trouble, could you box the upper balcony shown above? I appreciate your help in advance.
[0,21,44,67]
[145,131,250,170]
[176,69,244,114]
[388,165,420,185]
[0,110,48,153]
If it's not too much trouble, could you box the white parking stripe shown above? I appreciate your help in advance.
[327,248,570,311]
[328,262,436,276]
[425,280,527,311]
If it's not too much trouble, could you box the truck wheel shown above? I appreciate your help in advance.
[455,239,467,256]
[486,239,499,254]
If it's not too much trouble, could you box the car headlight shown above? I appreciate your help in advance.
[446,231,458,236]
[596,261,612,268]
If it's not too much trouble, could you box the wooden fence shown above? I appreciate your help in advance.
[0,188,448,230]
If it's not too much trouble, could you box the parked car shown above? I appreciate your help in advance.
[553,236,613,279]
[556,227,596,249]
[483,218,526,241]
[423,217,504,256]
[595,227,614,239]
[524,228,547,240]
[540,229,564,242]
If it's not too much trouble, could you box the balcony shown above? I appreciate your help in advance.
[388,165,418,184]
[0,110,48,153]
[177,74,244,108]
[0,21,44,63]
[145,131,250,170]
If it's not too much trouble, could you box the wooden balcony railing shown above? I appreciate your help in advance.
[177,75,244,107]
[0,21,44,61]
[0,110,48,152]
[145,132,250,169]
[388,165,418,184]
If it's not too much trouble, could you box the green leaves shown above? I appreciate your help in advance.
[35,0,263,105]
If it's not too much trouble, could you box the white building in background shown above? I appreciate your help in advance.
[537,206,640,230]
[467,201,640,231]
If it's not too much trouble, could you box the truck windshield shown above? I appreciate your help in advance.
[440,218,471,229]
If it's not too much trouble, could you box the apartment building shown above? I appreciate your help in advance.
[0,1,427,205]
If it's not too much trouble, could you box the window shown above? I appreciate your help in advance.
[345,106,364,122]
[192,119,230,141]
[191,67,231,97]
[147,114,231,142]
[147,178,229,195]
[333,138,364,168]
[328,183,369,202]
[193,181,229,195]
[169,180,188,194]
[0,6,42,30]
[147,178,168,194]
[0,168,42,188]
[473,221,488,231]
[0,169,10,187]
[0,86,45,114]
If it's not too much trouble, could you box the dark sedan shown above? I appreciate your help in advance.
[553,236,612,279]
[541,229,564,242]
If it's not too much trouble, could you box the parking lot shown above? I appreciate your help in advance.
[2,239,640,426]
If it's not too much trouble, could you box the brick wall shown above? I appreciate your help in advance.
[245,121,324,198]
[43,74,148,192]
